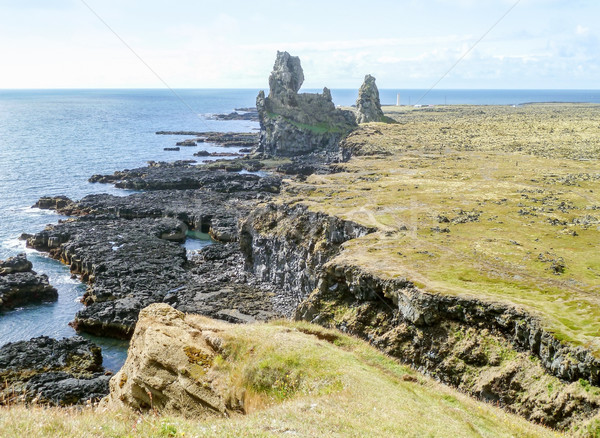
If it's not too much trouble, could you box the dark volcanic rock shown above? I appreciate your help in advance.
[0,336,109,406]
[0,253,57,310]
[356,74,384,123]
[27,217,188,338]
[29,169,283,338]
[88,162,280,192]
[169,243,280,324]
[256,51,357,157]
[211,111,259,122]
[156,131,259,148]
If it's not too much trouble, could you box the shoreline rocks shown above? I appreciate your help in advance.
[28,168,283,339]
[0,253,57,310]
[0,336,109,406]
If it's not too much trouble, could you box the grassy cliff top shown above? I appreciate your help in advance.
[283,103,600,353]
[0,319,558,437]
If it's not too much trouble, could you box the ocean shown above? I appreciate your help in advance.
[0,88,598,371]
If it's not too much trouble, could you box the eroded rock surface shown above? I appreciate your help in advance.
[256,51,356,157]
[356,74,384,123]
[0,253,57,310]
[28,169,282,338]
[240,201,600,430]
[0,336,109,406]
[105,304,230,416]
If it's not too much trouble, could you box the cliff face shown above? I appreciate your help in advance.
[239,202,600,430]
[239,203,374,315]
[256,52,357,157]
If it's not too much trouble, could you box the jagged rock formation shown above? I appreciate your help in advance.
[239,202,600,430]
[356,74,384,123]
[26,167,282,338]
[0,253,57,310]
[105,303,229,417]
[0,336,109,405]
[256,51,357,157]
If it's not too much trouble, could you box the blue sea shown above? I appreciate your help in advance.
[0,88,598,371]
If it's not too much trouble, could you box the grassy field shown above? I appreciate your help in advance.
[284,103,600,353]
[0,320,559,437]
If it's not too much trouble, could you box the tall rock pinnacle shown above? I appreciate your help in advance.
[356,74,384,123]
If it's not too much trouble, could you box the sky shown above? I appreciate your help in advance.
[0,0,598,89]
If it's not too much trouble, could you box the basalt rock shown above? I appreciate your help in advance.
[356,74,384,123]
[0,336,109,406]
[156,132,259,148]
[89,162,280,192]
[256,51,357,157]
[0,253,57,310]
[240,201,600,431]
[29,169,282,338]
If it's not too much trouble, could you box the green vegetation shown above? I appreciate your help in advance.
[266,111,349,134]
[0,320,558,437]
[283,103,600,355]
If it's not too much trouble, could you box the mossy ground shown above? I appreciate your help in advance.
[283,103,600,353]
[0,320,558,437]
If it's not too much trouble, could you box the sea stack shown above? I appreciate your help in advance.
[355,74,384,123]
[256,51,357,157]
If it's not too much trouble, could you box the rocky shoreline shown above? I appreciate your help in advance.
[0,253,57,310]
[25,168,284,339]
[2,51,599,433]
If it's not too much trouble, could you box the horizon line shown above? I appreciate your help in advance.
[1,87,599,91]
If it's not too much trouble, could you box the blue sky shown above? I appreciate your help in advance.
[0,0,597,89]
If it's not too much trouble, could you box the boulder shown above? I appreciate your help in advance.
[356,74,384,123]
[256,51,357,157]
[105,304,229,416]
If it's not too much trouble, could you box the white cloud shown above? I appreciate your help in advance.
[576,25,589,35]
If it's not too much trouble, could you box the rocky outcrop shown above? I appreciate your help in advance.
[27,168,283,338]
[155,132,259,148]
[105,304,230,417]
[239,203,374,315]
[0,253,57,310]
[240,202,600,430]
[88,161,280,192]
[0,336,109,406]
[256,51,357,157]
[355,74,384,123]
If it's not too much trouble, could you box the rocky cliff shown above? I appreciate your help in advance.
[256,51,357,157]
[239,202,600,430]
[105,304,230,417]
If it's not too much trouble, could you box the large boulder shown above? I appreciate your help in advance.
[256,51,357,157]
[105,304,229,416]
[356,74,385,123]
[0,253,57,310]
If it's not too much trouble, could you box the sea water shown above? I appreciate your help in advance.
[0,88,598,371]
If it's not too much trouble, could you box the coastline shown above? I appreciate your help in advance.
[1,83,600,433]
